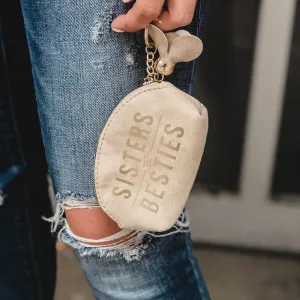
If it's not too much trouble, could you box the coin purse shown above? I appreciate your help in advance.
[95,25,208,232]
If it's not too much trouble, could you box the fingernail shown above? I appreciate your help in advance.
[112,28,124,33]
[121,0,131,3]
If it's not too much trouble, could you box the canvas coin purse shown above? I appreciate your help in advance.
[95,25,208,232]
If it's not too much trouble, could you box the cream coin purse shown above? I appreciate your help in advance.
[95,25,208,232]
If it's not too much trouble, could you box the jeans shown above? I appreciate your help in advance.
[21,0,210,298]
[78,233,208,300]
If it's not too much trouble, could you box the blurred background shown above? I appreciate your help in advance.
[191,0,300,254]
[1,0,300,299]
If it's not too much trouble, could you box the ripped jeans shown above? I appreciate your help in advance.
[21,0,210,299]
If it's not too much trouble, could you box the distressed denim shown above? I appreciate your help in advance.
[66,231,209,300]
[21,0,210,298]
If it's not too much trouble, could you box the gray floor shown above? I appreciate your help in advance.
[55,246,300,300]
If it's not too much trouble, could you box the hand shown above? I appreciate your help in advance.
[111,0,197,32]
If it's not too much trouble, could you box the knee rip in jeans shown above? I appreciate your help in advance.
[43,195,190,262]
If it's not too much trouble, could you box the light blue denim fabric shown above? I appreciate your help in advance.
[63,231,210,300]
[21,0,210,299]
[21,0,207,200]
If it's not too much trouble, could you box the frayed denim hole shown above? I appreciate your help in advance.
[56,191,97,202]
[125,44,145,70]
[90,0,130,45]
[42,196,100,232]
[91,8,114,44]
[59,227,150,262]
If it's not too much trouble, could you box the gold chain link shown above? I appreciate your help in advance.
[143,43,164,85]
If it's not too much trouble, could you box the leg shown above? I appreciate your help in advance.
[70,232,210,300]
[21,0,210,298]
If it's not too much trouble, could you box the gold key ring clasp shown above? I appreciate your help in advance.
[144,25,151,48]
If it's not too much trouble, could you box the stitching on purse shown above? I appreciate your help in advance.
[95,83,169,228]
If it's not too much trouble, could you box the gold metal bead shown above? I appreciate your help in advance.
[155,58,175,76]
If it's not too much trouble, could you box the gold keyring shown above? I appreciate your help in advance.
[144,25,150,47]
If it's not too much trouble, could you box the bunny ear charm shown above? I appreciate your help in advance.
[148,24,203,76]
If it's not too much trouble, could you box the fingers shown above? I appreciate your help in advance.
[154,0,197,31]
[112,0,165,32]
